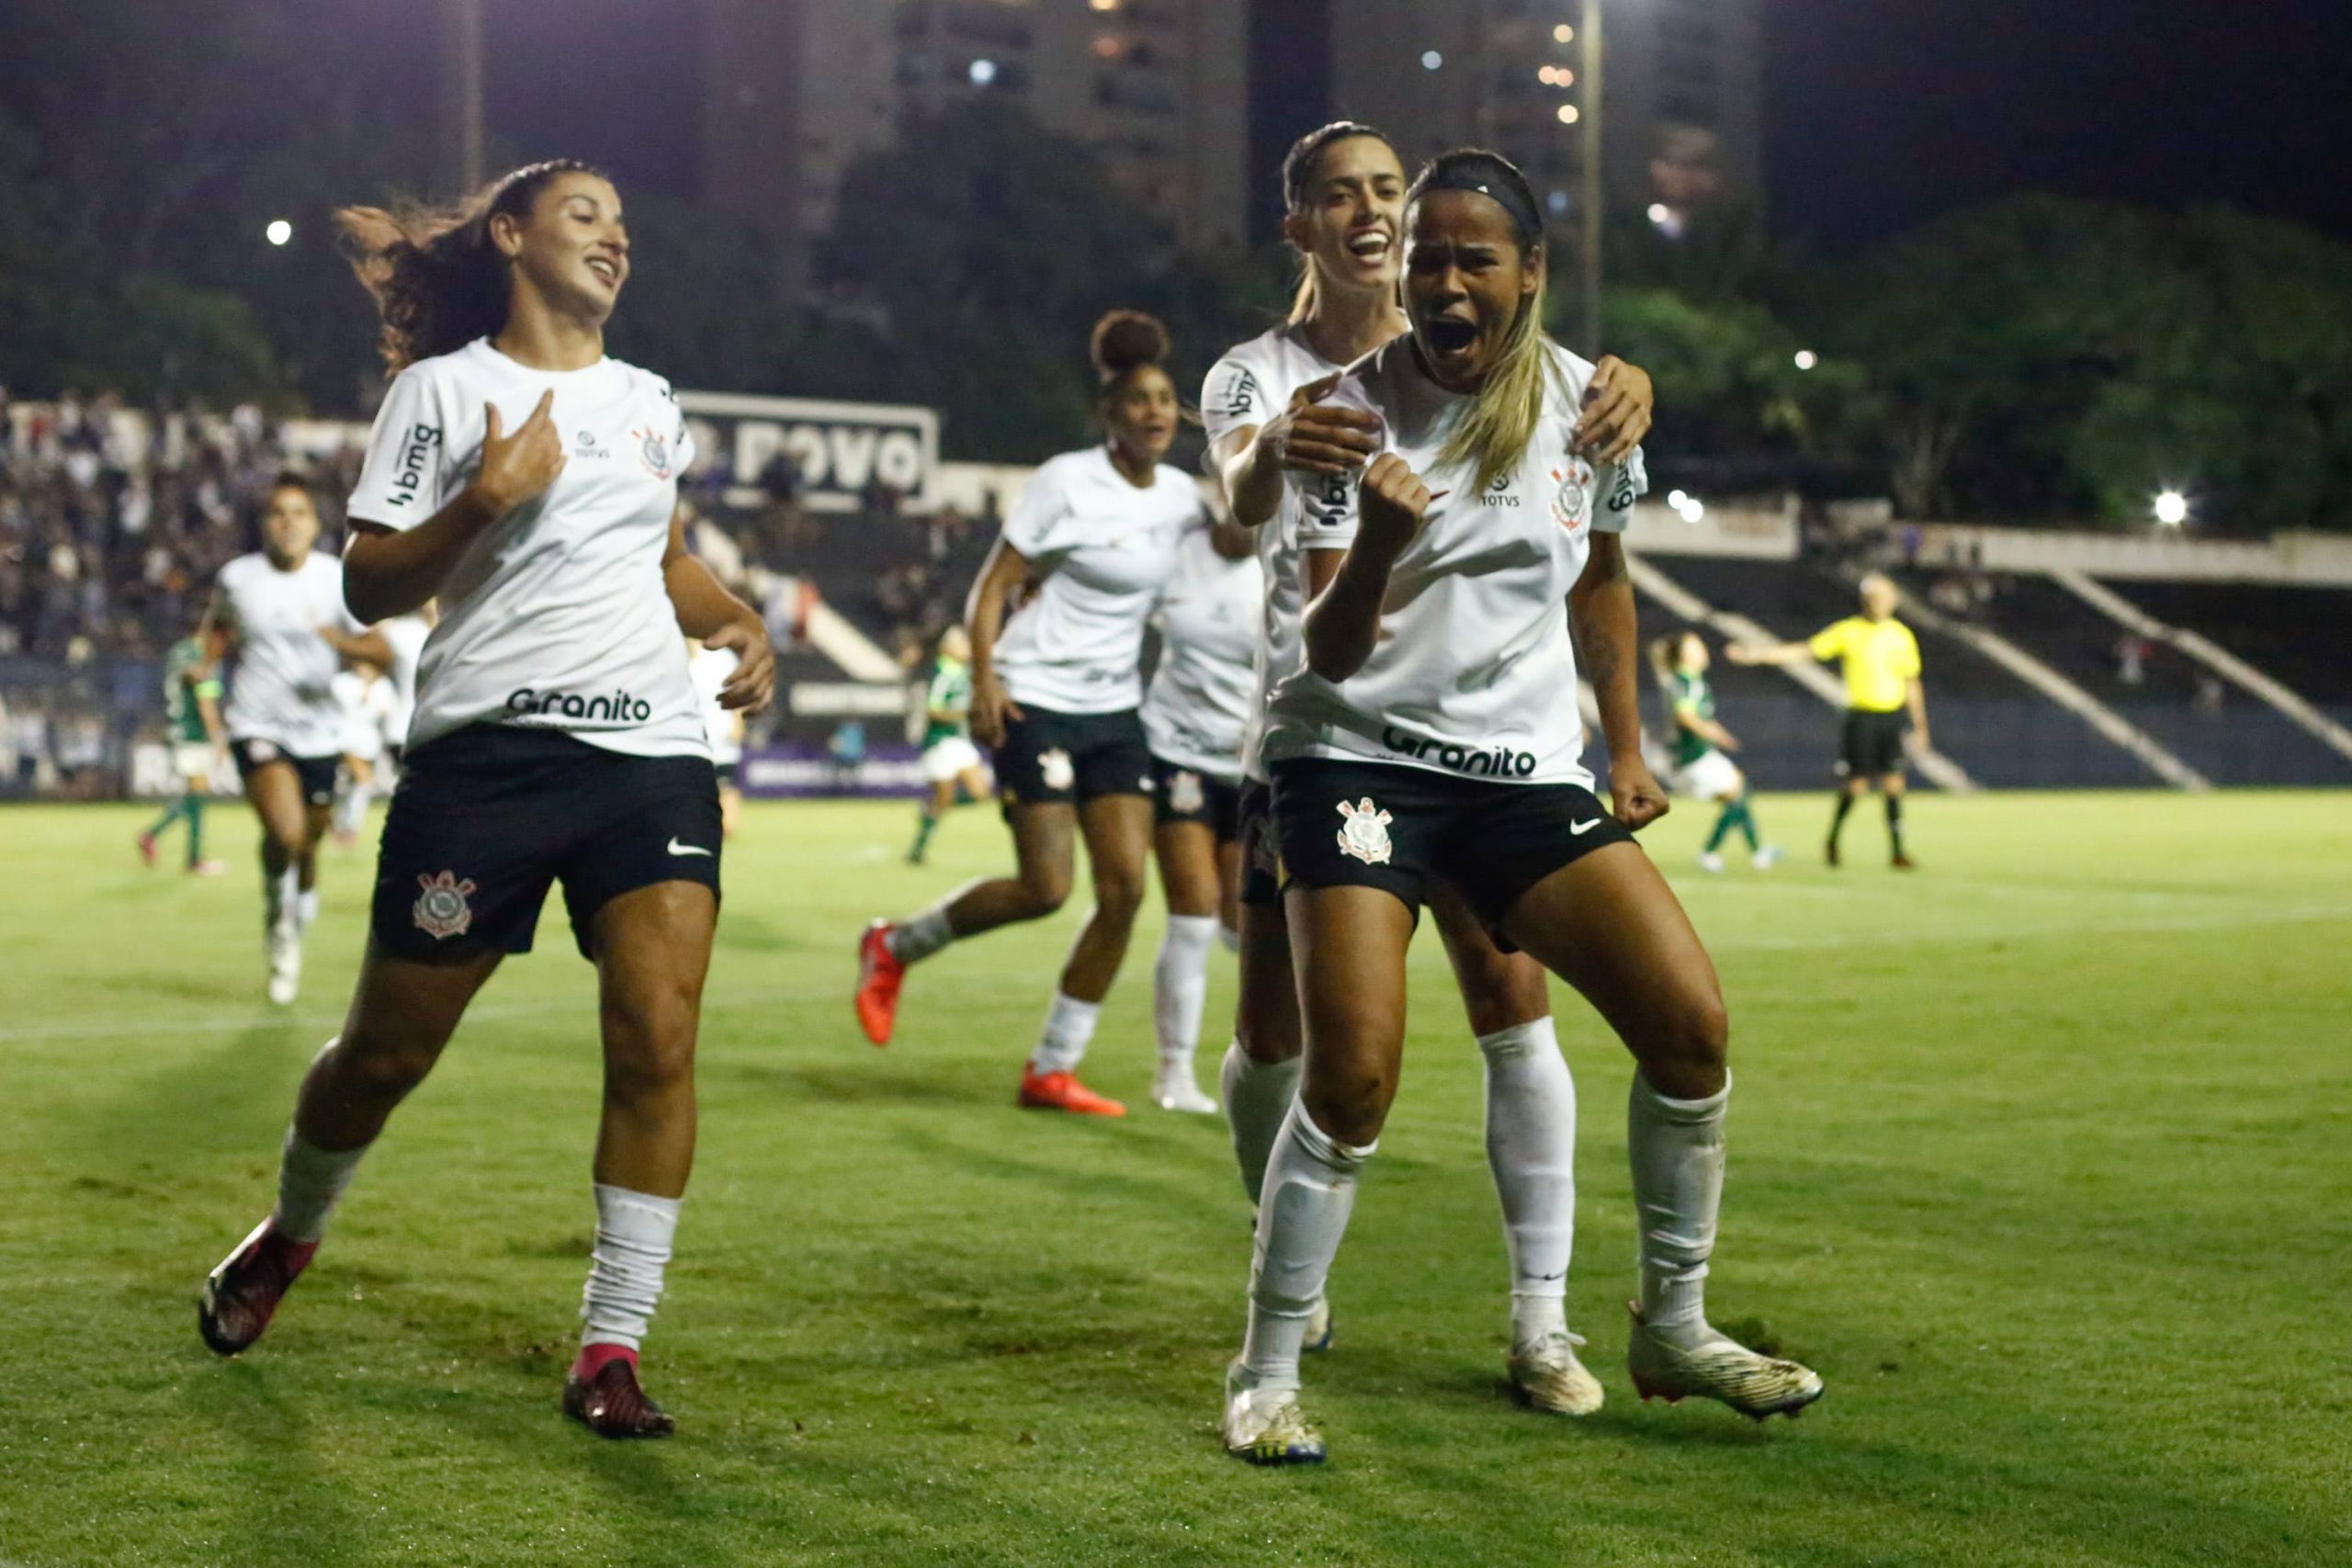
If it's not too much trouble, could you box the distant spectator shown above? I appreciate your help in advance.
[2194,674,2224,716]
[2115,635,2149,686]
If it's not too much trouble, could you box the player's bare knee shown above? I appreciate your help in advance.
[1302,1070,1391,1147]
[1642,989,1729,1089]
[332,1028,438,1100]
[1014,871,1070,920]
[1092,871,1147,929]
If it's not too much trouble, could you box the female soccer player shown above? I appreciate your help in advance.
[1138,512,1261,1113]
[197,160,775,1440]
[907,626,991,865]
[136,618,229,876]
[211,474,392,1003]
[1204,122,1654,1417]
[856,312,1203,1119]
[1221,150,1820,1464]
[1650,631,1781,873]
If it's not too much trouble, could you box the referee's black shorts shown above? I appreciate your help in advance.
[1838,709,1909,779]
[371,726,720,964]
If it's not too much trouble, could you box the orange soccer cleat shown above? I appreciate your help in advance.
[1017,1067,1127,1118]
[854,920,905,1046]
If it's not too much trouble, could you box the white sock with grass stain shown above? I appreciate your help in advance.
[1628,1069,1728,1350]
[1241,1104,1374,1391]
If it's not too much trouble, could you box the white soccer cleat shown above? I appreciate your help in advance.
[1221,1359,1327,1466]
[1625,1303,1823,1421]
[1696,851,1726,874]
[1508,1330,1605,1416]
[266,925,301,1007]
[1753,844,1784,871]
[1304,1293,1333,1354]
[1152,1063,1220,1114]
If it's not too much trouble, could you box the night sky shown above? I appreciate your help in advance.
[1764,0,2352,252]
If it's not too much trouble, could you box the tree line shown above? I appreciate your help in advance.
[2,3,2347,534]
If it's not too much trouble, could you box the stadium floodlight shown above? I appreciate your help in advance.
[1421,50,1443,71]
[1794,350,1818,371]
[968,58,998,85]
[1668,489,1688,511]
[2154,491,2189,527]
[1647,203,1671,225]
[265,220,293,247]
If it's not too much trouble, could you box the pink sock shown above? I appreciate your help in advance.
[571,1341,639,1382]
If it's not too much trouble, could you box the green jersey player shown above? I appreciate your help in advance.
[908,626,990,864]
[1651,631,1779,872]
[136,625,230,874]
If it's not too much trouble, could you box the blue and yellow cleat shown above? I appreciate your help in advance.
[1221,1359,1328,1466]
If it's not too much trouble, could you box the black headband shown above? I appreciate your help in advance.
[1410,154,1543,243]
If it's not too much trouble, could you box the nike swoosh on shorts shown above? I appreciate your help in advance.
[667,838,713,857]
[1571,819,1604,836]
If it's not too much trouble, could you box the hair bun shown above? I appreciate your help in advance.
[1090,310,1170,380]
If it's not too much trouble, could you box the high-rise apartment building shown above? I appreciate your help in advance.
[703,0,1250,287]
[1257,0,1761,236]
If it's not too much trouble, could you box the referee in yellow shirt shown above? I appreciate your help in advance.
[1730,573,1929,869]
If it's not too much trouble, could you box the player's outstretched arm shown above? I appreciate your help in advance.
[1724,636,1817,668]
[1572,534,1668,829]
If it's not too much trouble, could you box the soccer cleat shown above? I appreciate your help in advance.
[1304,1294,1334,1354]
[1625,1303,1823,1421]
[1508,1330,1606,1416]
[136,830,159,867]
[1753,844,1784,871]
[1017,1067,1126,1117]
[1696,851,1725,874]
[198,1216,318,1356]
[854,920,904,1045]
[1891,852,1917,871]
[1221,1359,1326,1466]
[562,1357,676,1439]
[1152,1062,1220,1114]
[266,924,302,1007]
[1824,839,1842,869]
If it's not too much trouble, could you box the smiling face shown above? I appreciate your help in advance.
[493,171,629,323]
[1284,134,1408,301]
[261,482,320,568]
[1102,364,1181,468]
[1404,187,1542,391]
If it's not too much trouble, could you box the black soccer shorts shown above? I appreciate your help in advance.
[991,705,1154,808]
[1270,757,1635,934]
[1149,754,1241,842]
[371,726,721,964]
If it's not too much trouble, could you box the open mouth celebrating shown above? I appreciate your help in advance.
[1423,318,1478,355]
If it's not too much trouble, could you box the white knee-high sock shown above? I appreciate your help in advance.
[1627,1070,1728,1348]
[1220,1042,1301,1206]
[264,864,295,933]
[1029,989,1101,1075]
[886,881,978,965]
[1152,914,1220,1068]
[1241,1104,1374,1390]
[274,1049,369,1244]
[581,1184,681,1351]
[1478,1018,1577,1348]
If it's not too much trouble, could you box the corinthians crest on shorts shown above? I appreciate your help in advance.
[1169,769,1206,815]
[413,870,477,939]
[1335,797,1394,865]
[1038,747,1076,792]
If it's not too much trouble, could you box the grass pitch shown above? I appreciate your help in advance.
[0,791,2346,1567]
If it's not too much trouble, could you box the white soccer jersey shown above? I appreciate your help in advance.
[1201,325,1354,784]
[990,446,1202,715]
[218,551,364,758]
[377,614,432,751]
[1261,337,1647,788]
[332,669,397,761]
[689,644,745,766]
[1140,519,1263,783]
[345,337,706,759]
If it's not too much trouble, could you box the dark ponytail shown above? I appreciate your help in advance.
[337,159,606,373]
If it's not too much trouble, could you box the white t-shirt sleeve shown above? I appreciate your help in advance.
[1202,349,1276,450]
[1002,458,1074,561]
[346,366,453,530]
[1292,466,1360,553]
[1594,447,1648,536]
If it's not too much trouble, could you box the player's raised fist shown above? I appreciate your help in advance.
[1356,453,1435,558]
[1261,372,1383,477]
[474,389,567,515]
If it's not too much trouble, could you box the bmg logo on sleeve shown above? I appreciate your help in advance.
[388,423,443,508]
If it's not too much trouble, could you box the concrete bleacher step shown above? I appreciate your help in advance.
[2050,569,2352,771]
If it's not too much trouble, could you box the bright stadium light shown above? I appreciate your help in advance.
[1421,50,1443,71]
[1647,202,1671,225]
[1794,349,1819,371]
[265,219,293,247]
[1556,104,1580,124]
[968,58,998,85]
[1555,24,1575,43]
[1668,490,1689,511]
[2154,490,2189,527]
